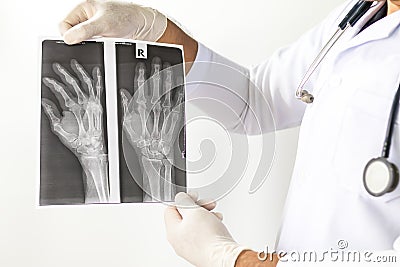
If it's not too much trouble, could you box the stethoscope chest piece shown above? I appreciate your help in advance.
[363,158,399,197]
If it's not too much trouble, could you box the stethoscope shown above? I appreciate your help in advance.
[296,0,399,197]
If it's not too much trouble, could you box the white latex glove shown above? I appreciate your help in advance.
[164,192,248,267]
[59,0,167,44]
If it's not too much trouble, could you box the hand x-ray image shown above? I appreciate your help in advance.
[40,40,109,205]
[116,43,186,203]
[39,39,186,206]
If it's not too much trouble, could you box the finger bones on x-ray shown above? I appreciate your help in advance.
[42,60,105,156]
[121,58,184,201]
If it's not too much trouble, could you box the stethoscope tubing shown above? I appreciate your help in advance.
[382,83,400,158]
[296,0,374,101]
[296,26,348,98]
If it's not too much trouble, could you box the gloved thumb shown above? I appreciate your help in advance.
[212,212,224,221]
[63,15,105,45]
[174,192,199,218]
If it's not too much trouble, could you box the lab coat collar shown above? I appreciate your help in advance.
[341,1,400,51]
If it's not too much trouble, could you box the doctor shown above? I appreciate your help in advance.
[60,0,400,266]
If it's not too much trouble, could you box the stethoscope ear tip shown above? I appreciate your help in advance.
[300,90,314,104]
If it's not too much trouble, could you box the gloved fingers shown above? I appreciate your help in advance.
[175,192,198,207]
[63,14,107,45]
[174,192,201,218]
[187,191,217,211]
[187,191,198,202]
[164,206,182,223]
[197,198,217,211]
[86,0,100,4]
[59,1,96,36]
[164,206,183,245]
[212,212,223,221]
[174,192,221,221]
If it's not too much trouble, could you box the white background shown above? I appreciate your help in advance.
[0,0,343,266]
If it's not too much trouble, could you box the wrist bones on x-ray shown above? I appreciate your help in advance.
[81,155,109,203]
[42,60,109,202]
[121,58,183,201]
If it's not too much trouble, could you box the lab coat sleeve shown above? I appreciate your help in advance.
[186,0,356,134]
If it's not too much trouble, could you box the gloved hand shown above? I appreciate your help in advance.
[59,0,167,44]
[164,192,248,267]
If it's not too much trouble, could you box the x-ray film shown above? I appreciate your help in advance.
[39,39,186,206]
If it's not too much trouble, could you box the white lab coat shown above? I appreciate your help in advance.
[186,0,400,262]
